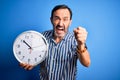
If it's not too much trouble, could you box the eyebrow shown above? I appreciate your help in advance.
[54,16,69,19]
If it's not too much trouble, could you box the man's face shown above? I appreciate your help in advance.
[51,9,72,38]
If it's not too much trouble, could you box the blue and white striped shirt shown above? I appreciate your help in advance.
[40,30,78,80]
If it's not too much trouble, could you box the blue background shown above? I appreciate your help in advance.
[0,0,120,80]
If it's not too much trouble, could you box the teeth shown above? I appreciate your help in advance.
[57,27,63,30]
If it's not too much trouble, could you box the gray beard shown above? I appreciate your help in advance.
[54,31,66,38]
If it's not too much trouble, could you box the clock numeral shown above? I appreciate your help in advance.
[20,39,23,42]
[42,50,44,52]
[17,51,21,55]
[35,58,37,62]
[16,44,20,48]
[25,35,29,39]
[21,56,25,60]
[28,58,31,63]
[31,35,33,38]
[39,55,41,57]
[45,51,47,55]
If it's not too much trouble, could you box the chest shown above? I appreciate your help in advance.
[47,39,77,64]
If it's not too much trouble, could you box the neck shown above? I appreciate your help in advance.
[54,35,64,43]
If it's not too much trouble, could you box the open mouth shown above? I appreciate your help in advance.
[56,25,64,31]
[54,25,66,37]
[57,27,64,31]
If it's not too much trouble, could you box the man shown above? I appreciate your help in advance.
[20,4,90,80]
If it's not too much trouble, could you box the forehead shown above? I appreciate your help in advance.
[53,9,70,18]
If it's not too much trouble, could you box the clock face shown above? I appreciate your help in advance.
[13,30,48,66]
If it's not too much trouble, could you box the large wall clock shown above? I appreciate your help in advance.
[13,30,48,66]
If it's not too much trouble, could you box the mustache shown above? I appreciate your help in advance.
[56,25,65,29]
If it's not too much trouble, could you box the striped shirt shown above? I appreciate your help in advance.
[40,30,78,80]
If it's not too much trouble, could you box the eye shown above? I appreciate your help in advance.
[63,18,69,22]
[53,16,60,21]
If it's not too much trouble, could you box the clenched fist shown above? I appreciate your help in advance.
[74,26,88,46]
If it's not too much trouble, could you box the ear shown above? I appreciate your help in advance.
[50,17,53,24]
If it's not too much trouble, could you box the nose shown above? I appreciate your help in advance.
[58,20,64,26]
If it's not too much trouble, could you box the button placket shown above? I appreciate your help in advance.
[49,44,57,79]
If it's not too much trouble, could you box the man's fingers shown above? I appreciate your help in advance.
[73,26,88,44]
[20,63,26,67]
[19,63,34,70]
[24,65,33,70]
[76,34,87,38]
[74,26,87,33]
[28,66,34,70]
[74,28,87,35]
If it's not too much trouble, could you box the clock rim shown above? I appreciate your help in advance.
[13,30,48,66]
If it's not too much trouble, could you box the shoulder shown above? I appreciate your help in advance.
[41,30,53,38]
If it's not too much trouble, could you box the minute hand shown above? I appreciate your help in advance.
[23,40,32,49]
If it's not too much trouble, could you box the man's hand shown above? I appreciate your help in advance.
[74,27,90,67]
[74,26,88,46]
[19,63,34,70]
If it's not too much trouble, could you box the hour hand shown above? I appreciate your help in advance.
[23,40,32,49]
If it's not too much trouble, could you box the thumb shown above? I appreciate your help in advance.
[73,28,78,34]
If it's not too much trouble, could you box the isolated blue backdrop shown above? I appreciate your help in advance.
[0,0,120,80]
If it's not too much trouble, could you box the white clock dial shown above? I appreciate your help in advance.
[13,30,48,66]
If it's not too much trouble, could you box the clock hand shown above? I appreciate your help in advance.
[23,40,32,49]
